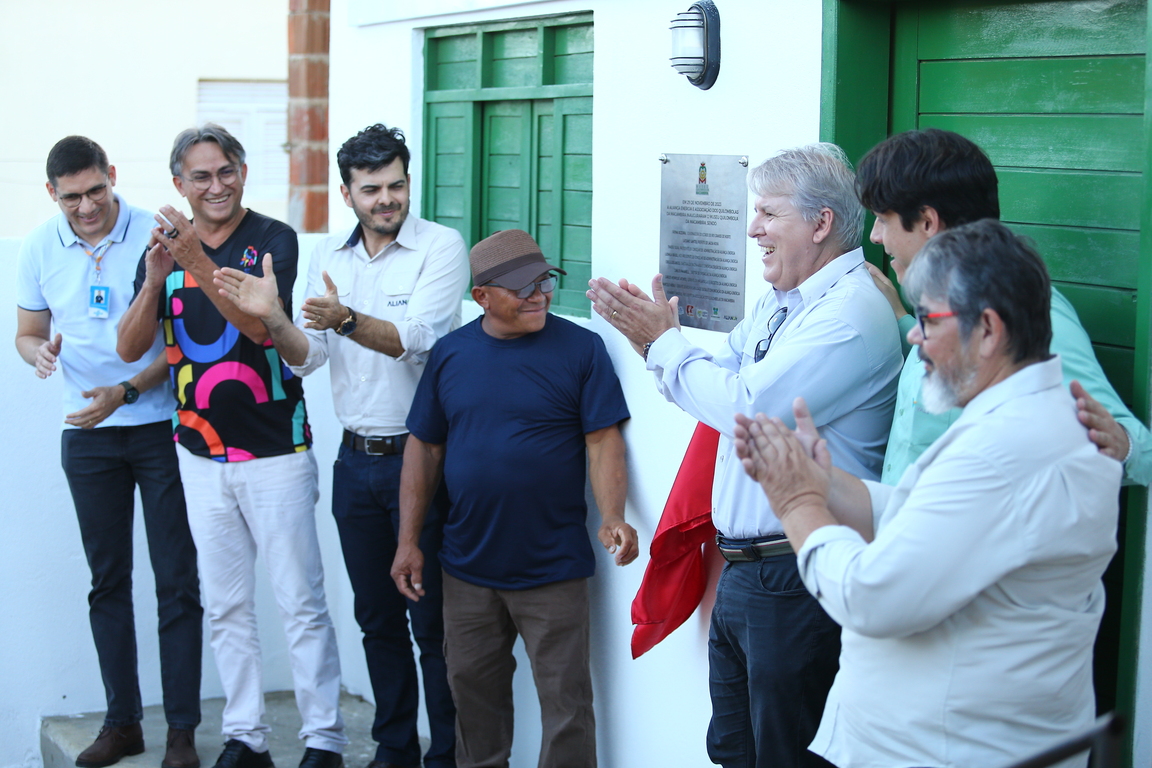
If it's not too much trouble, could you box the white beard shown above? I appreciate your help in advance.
[921,371,959,414]
[921,361,978,415]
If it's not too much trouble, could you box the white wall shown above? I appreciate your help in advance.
[0,0,289,238]
[329,1,823,765]
[0,233,349,768]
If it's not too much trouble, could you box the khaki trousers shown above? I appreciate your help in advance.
[442,572,595,768]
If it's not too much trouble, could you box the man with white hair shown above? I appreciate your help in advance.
[588,143,903,768]
[736,219,1119,768]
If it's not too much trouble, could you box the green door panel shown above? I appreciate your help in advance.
[550,96,593,316]
[919,56,1145,114]
[1095,345,1137,405]
[921,114,1145,172]
[552,23,594,84]
[481,101,532,236]
[426,101,478,241]
[1056,282,1139,347]
[916,0,1146,59]
[1008,223,1140,290]
[488,28,539,88]
[998,169,1142,231]
[428,34,480,91]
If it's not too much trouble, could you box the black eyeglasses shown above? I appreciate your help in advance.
[914,308,957,340]
[57,183,109,208]
[753,306,788,362]
[182,166,240,191]
[489,275,558,299]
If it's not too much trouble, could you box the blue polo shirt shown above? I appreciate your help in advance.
[16,196,175,427]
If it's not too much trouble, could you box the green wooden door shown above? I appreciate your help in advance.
[888,0,1145,721]
[891,0,1146,404]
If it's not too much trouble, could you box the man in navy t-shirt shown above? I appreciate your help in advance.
[392,229,638,768]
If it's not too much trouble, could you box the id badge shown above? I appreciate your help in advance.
[89,285,109,318]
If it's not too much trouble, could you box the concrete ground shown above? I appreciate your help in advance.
[41,691,387,768]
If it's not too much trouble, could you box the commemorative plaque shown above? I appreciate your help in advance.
[659,153,748,333]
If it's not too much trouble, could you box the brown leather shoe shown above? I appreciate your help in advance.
[163,728,201,768]
[75,723,145,768]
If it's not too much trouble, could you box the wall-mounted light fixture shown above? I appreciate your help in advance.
[670,0,720,90]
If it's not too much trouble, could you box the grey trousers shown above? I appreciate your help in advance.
[442,572,595,768]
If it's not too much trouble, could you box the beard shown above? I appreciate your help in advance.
[355,198,409,237]
[920,352,978,415]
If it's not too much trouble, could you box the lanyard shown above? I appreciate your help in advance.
[82,239,114,283]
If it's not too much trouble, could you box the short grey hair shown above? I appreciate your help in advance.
[747,142,865,252]
[902,219,1051,364]
[170,123,246,177]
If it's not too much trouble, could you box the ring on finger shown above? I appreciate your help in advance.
[611,310,619,321]
[165,227,179,239]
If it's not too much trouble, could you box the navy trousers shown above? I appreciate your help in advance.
[61,422,203,729]
[331,443,456,768]
[706,554,840,768]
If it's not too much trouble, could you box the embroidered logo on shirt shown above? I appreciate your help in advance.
[387,299,409,307]
[241,246,259,271]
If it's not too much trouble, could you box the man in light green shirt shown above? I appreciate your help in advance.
[857,128,1151,486]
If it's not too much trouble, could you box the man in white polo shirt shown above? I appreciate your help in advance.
[15,136,203,768]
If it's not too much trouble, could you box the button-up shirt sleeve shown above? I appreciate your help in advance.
[393,227,470,365]
[646,294,891,438]
[799,449,1024,639]
[288,242,330,377]
[1050,289,1152,485]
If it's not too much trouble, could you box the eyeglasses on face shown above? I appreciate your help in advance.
[57,183,109,208]
[915,308,957,340]
[489,275,558,299]
[183,166,240,191]
[753,306,789,363]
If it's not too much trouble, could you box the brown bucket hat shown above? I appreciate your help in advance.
[470,229,567,290]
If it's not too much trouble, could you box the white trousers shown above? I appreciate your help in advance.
[178,445,346,753]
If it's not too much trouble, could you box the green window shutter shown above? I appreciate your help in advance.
[551,96,593,316]
[425,101,480,245]
[424,13,593,317]
[481,100,534,235]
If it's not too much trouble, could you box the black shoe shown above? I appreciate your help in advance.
[212,740,274,768]
[298,749,342,768]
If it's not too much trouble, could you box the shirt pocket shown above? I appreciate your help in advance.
[377,262,421,320]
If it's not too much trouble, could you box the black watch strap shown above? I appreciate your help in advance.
[335,307,359,336]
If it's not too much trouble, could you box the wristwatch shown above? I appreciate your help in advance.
[120,381,140,404]
[335,307,359,337]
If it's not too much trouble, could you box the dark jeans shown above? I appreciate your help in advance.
[61,422,203,729]
[332,443,456,768]
[706,555,840,768]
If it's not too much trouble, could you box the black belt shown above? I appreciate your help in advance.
[343,430,408,456]
[716,533,793,562]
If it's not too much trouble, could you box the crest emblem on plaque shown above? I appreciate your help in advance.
[696,162,709,195]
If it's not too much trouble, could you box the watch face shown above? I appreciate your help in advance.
[122,384,139,404]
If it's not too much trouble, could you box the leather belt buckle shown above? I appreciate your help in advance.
[363,436,391,455]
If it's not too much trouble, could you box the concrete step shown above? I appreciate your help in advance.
[42,691,385,768]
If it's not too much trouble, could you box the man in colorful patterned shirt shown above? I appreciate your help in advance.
[118,124,345,768]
